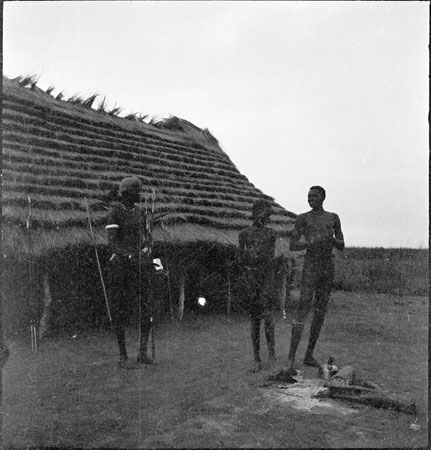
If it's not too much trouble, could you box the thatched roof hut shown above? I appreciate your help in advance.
[2,75,297,332]
[2,75,296,258]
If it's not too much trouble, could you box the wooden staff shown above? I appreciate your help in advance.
[27,196,38,352]
[148,189,156,361]
[84,198,112,325]
[141,188,156,362]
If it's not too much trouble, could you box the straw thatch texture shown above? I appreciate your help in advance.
[2,76,296,258]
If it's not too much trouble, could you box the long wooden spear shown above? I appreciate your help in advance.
[84,198,112,325]
[143,189,157,362]
[27,196,38,352]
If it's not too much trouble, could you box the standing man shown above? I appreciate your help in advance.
[106,177,154,369]
[239,199,278,373]
[285,186,344,369]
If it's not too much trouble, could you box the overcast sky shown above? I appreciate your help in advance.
[3,1,429,248]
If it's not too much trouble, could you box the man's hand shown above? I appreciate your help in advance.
[125,250,151,267]
[314,235,343,250]
[310,231,332,244]
[306,234,336,254]
[332,237,344,251]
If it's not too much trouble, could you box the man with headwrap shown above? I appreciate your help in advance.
[239,199,278,373]
[105,177,154,369]
[284,185,344,370]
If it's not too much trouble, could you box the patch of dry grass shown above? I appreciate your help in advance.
[2,291,428,448]
[333,248,429,295]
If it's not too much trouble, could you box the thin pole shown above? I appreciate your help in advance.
[27,196,38,352]
[139,192,143,351]
[227,269,231,316]
[163,241,175,321]
[150,188,156,361]
[84,198,112,324]
[140,188,156,362]
[178,271,185,321]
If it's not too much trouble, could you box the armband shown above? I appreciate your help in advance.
[152,258,164,272]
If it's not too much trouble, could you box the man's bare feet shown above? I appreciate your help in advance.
[137,354,155,365]
[248,361,262,373]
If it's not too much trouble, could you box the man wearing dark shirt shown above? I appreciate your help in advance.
[285,186,344,369]
[239,200,278,373]
[106,177,154,369]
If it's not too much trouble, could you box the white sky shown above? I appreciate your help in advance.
[3,1,429,248]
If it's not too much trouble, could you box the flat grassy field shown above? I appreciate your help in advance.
[2,290,428,448]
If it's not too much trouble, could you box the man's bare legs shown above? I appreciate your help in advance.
[285,301,330,369]
[264,311,277,366]
[249,310,276,372]
[303,277,331,366]
[284,276,314,369]
[285,321,305,369]
[249,316,262,372]
[137,316,154,364]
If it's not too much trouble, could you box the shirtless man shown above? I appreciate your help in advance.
[286,186,344,369]
[239,200,277,373]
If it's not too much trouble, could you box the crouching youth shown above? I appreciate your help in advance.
[106,177,156,369]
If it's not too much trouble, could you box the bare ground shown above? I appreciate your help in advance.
[2,291,428,448]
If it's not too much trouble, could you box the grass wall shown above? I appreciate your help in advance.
[3,246,427,337]
[332,247,428,295]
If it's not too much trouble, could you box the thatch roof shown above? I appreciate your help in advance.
[2,76,296,257]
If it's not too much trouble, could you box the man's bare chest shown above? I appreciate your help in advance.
[302,214,335,236]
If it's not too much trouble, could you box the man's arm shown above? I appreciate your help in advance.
[106,207,130,257]
[333,214,345,251]
[276,229,293,238]
[289,216,309,252]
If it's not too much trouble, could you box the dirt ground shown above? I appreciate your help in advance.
[2,290,428,448]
